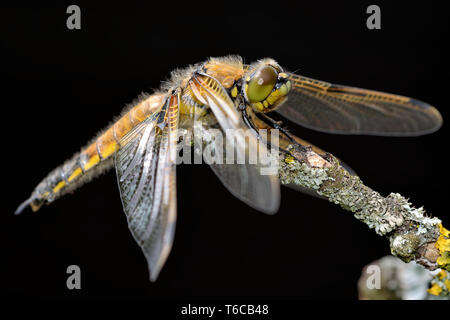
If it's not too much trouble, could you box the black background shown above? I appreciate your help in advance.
[1,1,448,302]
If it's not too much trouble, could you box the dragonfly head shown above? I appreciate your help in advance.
[243,60,292,113]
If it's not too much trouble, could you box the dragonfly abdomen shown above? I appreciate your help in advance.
[79,93,166,170]
[16,93,166,214]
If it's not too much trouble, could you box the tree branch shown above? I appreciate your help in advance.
[278,144,450,296]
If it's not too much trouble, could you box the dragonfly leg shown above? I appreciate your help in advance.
[256,112,299,145]
[239,104,299,159]
[255,112,334,162]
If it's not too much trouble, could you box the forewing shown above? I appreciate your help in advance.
[190,74,280,213]
[276,73,442,136]
[197,122,281,213]
[115,108,177,281]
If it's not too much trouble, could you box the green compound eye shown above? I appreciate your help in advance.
[246,65,278,103]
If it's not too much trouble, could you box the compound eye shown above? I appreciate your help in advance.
[246,65,277,103]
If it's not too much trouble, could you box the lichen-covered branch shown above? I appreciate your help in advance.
[278,145,450,296]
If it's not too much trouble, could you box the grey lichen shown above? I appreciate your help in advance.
[391,233,421,261]
[280,152,406,235]
[279,156,330,191]
[278,147,441,267]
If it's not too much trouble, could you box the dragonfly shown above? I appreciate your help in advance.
[15,56,442,281]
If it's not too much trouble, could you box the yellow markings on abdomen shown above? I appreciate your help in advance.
[97,127,118,160]
[42,93,167,204]
[52,181,66,193]
[68,167,82,182]
[80,93,166,172]
[83,143,100,171]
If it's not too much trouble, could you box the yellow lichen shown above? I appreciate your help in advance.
[284,155,295,164]
[428,283,443,296]
[436,236,450,252]
[437,270,447,280]
[439,224,450,238]
[435,224,450,271]
[437,253,450,267]
[445,279,450,291]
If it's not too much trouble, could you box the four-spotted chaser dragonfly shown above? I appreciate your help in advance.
[15,56,442,281]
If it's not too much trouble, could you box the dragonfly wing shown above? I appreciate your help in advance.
[199,123,281,213]
[115,97,178,282]
[276,73,443,136]
[210,163,279,213]
[190,73,280,214]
